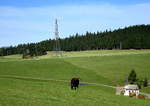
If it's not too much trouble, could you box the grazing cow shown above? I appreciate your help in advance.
[71,78,80,90]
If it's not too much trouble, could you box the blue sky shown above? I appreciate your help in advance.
[0,0,150,47]
[1,0,150,6]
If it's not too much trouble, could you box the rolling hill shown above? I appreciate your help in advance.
[0,50,150,105]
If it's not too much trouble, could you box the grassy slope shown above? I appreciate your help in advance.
[0,50,150,105]
[0,59,106,83]
[0,78,150,106]
[65,53,150,85]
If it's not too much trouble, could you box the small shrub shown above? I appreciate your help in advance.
[138,95,145,99]
[143,77,148,87]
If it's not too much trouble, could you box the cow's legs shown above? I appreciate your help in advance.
[74,87,76,90]
[71,85,74,90]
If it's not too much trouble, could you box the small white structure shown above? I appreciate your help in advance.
[123,84,139,97]
[116,86,124,95]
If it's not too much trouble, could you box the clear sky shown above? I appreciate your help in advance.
[0,0,150,47]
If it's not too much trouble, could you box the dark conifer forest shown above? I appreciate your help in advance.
[0,24,150,56]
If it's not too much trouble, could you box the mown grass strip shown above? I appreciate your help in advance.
[0,75,69,82]
[0,75,115,88]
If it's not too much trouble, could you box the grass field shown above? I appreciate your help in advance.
[0,50,150,105]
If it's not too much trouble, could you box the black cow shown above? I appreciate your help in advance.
[71,78,80,90]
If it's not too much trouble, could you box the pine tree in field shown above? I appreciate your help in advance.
[143,77,148,87]
[128,69,137,84]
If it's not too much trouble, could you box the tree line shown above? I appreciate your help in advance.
[0,24,150,57]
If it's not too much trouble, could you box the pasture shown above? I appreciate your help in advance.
[0,50,150,105]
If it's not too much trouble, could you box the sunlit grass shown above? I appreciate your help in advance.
[0,50,150,105]
[0,78,150,106]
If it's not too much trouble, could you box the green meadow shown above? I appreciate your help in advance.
[0,50,150,106]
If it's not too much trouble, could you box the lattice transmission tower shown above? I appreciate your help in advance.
[54,19,62,56]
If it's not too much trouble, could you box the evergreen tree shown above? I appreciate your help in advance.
[0,48,3,56]
[143,77,148,87]
[128,69,137,84]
